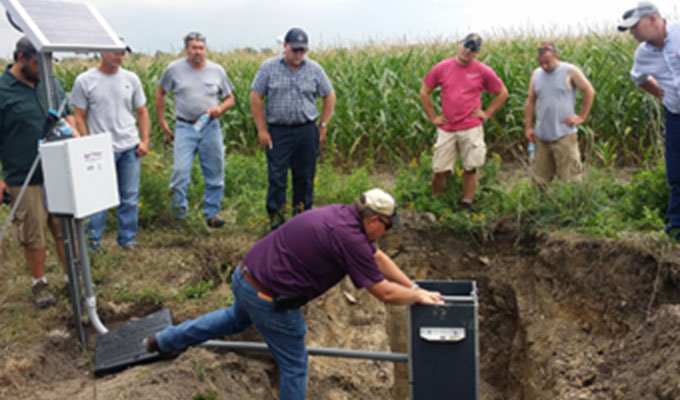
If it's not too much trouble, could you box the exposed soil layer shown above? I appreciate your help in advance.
[2,211,680,399]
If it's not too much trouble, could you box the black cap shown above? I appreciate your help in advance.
[463,33,482,52]
[284,27,309,50]
[15,36,37,59]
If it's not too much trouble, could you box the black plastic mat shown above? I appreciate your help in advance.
[94,308,172,377]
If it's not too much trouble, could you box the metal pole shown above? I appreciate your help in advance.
[74,219,108,334]
[201,340,408,363]
[61,217,87,347]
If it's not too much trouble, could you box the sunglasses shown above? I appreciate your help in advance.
[463,41,479,52]
[292,47,307,53]
[185,32,206,42]
[378,216,393,231]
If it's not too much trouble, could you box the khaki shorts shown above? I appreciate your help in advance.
[8,185,62,250]
[432,125,486,173]
[531,133,582,184]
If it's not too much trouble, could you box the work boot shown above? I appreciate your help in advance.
[32,281,57,309]
[206,216,225,228]
[142,333,180,359]
[269,210,286,231]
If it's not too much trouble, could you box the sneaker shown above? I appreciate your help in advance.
[120,243,138,252]
[457,199,472,211]
[143,334,180,359]
[206,216,225,228]
[32,281,57,309]
[142,333,161,353]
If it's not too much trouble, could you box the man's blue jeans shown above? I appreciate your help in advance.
[169,119,225,219]
[87,146,140,248]
[266,122,319,218]
[666,109,680,236]
[157,266,308,400]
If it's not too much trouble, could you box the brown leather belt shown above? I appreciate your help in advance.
[240,264,277,301]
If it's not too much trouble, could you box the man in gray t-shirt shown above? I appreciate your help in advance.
[71,48,150,250]
[155,32,235,228]
[524,42,595,184]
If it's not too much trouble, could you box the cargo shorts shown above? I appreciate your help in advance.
[432,125,486,173]
[531,133,583,184]
[7,185,62,250]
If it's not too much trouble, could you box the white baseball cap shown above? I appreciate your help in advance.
[618,2,659,31]
[361,189,404,228]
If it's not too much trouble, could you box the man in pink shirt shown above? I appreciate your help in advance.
[419,33,508,209]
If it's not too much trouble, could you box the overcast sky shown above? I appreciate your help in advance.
[1,0,679,58]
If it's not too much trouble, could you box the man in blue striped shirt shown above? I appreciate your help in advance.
[250,27,336,230]
[619,2,680,238]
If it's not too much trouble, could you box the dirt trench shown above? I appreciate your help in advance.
[2,211,680,399]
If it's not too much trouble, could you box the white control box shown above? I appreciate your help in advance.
[39,133,119,218]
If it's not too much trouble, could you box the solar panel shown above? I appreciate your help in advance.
[1,0,125,53]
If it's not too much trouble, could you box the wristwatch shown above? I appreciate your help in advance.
[319,121,328,128]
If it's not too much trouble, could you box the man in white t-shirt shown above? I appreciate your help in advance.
[71,46,150,251]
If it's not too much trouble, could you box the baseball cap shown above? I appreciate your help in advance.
[618,2,659,31]
[284,27,309,50]
[361,189,404,228]
[15,36,37,59]
[463,33,482,52]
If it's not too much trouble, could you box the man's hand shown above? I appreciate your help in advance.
[161,121,174,142]
[206,105,222,119]
[565,115,585,127]
[471,108,489,121]
[136,140,149,157]
[525,127,536,142]
[416,289,445,305]
[258,129,273,149]
[318,126,327,145]
[0,179,8,196]
[431,115,448,126]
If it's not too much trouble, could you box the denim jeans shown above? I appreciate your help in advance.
[87,146,140,248]
[157,266,308,400]
[169,119,225,219]
[665,109,680,236]
[266,122,319,218]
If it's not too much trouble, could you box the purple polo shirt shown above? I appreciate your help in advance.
[243,204,385,301]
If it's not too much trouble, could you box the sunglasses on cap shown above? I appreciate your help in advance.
[185,32,206,42]
[463,41,479,52]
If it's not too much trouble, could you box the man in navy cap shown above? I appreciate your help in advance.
[619,2,680,238]
[419,33,508,210]
[250,27,336,230]
[144,188,443,400]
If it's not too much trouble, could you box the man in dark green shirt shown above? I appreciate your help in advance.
[0,37,77,308]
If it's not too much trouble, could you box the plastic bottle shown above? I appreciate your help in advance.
[527,142,536,164]
[48,110,73,137]
[54,118,73,136]
[193,114,210,132]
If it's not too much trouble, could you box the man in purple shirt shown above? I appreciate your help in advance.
[144,188,443,400]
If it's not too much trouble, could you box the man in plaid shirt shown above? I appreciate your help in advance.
[250,27,335,230]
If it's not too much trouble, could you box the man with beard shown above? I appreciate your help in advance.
[155,32,235,228]
[250,27,336,230]
[0,36,78,308]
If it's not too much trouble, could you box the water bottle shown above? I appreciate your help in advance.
[48,109,73,137]
[193,114,210,132]
[527,142,536,164]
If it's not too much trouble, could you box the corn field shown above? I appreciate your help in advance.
[7,32,663,167]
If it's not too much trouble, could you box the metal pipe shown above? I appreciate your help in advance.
[443,295,476,303]
[74,218,108,334]
[200,340,408,363]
